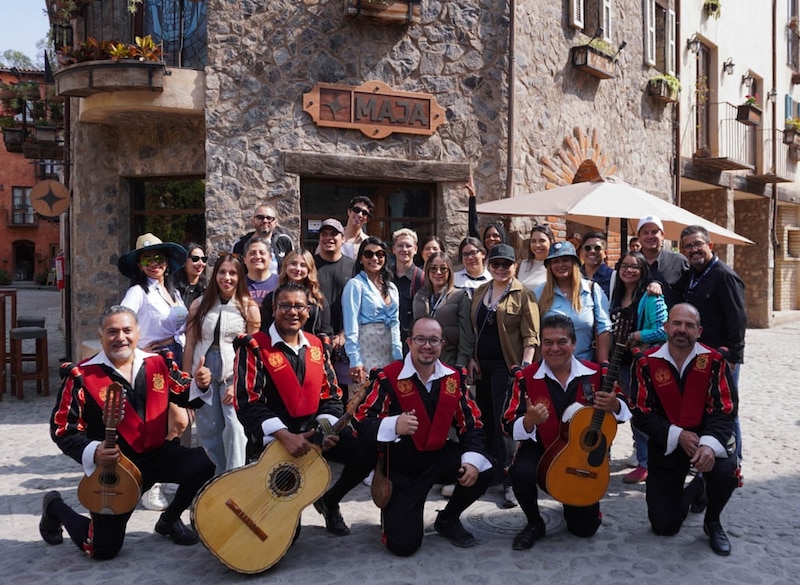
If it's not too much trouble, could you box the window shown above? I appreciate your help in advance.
[144,0,207,69]
[789,0,800,71]
[644,0,676,74]
[11,187,35,225]
[300,179,436,251]
[130,178,206,247]
[570,0,612,42]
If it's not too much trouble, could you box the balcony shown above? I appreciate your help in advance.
[687,102,755,172]
[748,130,795,184]
[55,59,166,98]
[3,207,38,227]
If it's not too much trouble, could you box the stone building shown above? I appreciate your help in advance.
[45,0,797,356]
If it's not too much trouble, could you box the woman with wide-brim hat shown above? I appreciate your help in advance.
[118,233,190,511]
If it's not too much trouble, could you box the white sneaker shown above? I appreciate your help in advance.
[441,484,455,498]
[362,470,374,487]
[141,484,169,511]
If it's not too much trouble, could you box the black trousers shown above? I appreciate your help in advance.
[380,441,492,557]
[510,440,602,538]
[646,442,738,536]
[319,426,376,507]
[475,360,514,483]
[53,440,214,559]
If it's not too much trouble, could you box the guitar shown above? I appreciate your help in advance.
[536,309,634,507]
[191,382,369,574]
[77,382,143,515]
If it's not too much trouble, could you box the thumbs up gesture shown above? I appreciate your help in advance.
[194,355,212,388]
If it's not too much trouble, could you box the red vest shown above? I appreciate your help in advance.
[253,331,325,418]
[521,361,599,448]
[81,357,170,454]
[643,348,716,429]
[380,360,461,452]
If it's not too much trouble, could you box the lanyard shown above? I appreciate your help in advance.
[687,257,718,294]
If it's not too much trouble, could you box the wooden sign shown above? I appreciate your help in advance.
[30,180,70,217]
[303,80,445,139]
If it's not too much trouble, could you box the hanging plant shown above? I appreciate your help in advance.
[704,0,721,19]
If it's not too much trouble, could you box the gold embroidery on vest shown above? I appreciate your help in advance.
[397,379,414,396]
[695,355,709,370]
[654,368,671,385]
[152,373,166,392]
[310,346,322,362]
[98,385,109,403]
[445,377,457,395]
[268,352,286,370]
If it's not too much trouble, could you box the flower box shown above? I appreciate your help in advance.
[2,127,24,152]
[647,78,678,103]
[34,125,59,144]
[344,0,421,25]
[784,128,800,146]
[736,104,762,126]
[570,45,615,80]
[54,59,165,98]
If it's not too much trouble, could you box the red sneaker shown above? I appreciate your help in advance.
[623,466,648,484]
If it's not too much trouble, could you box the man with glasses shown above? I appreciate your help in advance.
[342,196,375,259]
[677,225,746,467]
[233,282,375,538]
[355,317,493,556]
[232,203,294,270]
[579,231,613,298]
[637,215,688,308]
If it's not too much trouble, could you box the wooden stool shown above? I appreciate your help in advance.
[17,316,46,328]
[9,327,49,400]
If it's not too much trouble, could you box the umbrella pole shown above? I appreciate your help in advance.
[621,218,628,254]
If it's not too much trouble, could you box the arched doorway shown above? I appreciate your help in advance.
[12,240,35,281]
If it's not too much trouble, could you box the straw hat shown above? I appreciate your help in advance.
[117,233,187,279]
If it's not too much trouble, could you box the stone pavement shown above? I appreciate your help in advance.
[1,289,799,584]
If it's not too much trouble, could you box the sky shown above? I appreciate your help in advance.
[0,0,51,69]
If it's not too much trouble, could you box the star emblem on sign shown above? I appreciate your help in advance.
[30,180,70,217]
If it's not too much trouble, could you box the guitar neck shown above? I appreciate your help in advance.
[103,427,117,450]
[330,382,369,435]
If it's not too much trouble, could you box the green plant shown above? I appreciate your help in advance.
[649,73,681,93]
[744,94,759,107]
[0,115,16,128]
[588,38,615,57]
[704,0,721,18]
[59,35,162,65]
[0,269,10,286]
[786,118,800,132]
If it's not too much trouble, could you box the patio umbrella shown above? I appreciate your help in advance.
[472,177,753,245]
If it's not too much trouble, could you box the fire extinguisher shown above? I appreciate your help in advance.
[55,252,66,290]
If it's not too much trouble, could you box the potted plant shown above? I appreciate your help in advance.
[33,120,59,143]
[736,94,762,126]
[704,0,721,19]
[784,118,800,145]
[2,124,25,152]
[570,38,616,80]
[648,73,681,103]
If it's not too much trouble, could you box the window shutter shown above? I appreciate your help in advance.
[666,8,676,75]
[644,0,656,66]
[602,0,612,41]
[570,0,585,30]
[785,94,793,120]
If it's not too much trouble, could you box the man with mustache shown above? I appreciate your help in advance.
[630,303,739,556]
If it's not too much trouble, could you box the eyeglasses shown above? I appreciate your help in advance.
[140,254,166,267]
[583,245,604,253]
[276,303,309,313]
[619,263,641,272]
[409,336,444,347]
[190,255,208,263]
[362,249,386,260]
[461,249,481,258]
[254,214,276,222]
[429,266,450,274]
[489,260,513,269]
[351,206,372,218]
[682,240,708,251]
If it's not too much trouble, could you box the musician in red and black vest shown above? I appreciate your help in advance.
[354,317,493,556]
[630,303,738,556]
[501,314,631,551]
[41,305,215,559]
[233,282,375,537]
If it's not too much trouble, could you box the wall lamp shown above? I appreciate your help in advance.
[722,58,735,75]
[687,35,701,54]
[741,72,754,87]
[767,88,777,103]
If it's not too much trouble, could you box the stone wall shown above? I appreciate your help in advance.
[775,205,800,311]
[69,116,205,356]
[204,0,674,258]
[681,188,735,265]
[735,198,772,328]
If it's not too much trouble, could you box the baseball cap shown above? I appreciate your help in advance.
[544,241,580,265]
[637,215,664,233]
[319,218,344,234]
[487,243,516,263]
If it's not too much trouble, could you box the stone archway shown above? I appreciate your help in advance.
[540,127,618,188]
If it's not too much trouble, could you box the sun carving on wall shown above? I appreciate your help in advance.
[540,127,618,188]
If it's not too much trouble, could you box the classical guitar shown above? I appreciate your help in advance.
[536,309,634,507]
[191,382,369,574]
[77,382,143,515]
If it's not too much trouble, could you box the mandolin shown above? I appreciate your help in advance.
[536,309,634,507]
[77,382,143,515]
[191,382,369,574]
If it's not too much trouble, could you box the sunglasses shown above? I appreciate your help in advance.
[362,249,386,260]
[429,266,450,274]
[190,255,208,263]
[351,206,372,218]
[140,254,166,267]
[489,260,513,269]
[583,245,604,253]
[254,214,276,222]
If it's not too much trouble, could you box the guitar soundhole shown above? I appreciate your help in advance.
[269,463,302,499]
[99,471,120,487]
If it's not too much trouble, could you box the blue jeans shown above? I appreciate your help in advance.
[194,348,247,475]
[730,363,742,460]
[619,365,648,468]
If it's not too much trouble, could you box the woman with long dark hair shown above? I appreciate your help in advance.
[517,224,554,292]
[261,249,332,336]
[608,251,667,485]
[342,237,401,385]
[183,254,260,474]
[172,242,208,307]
